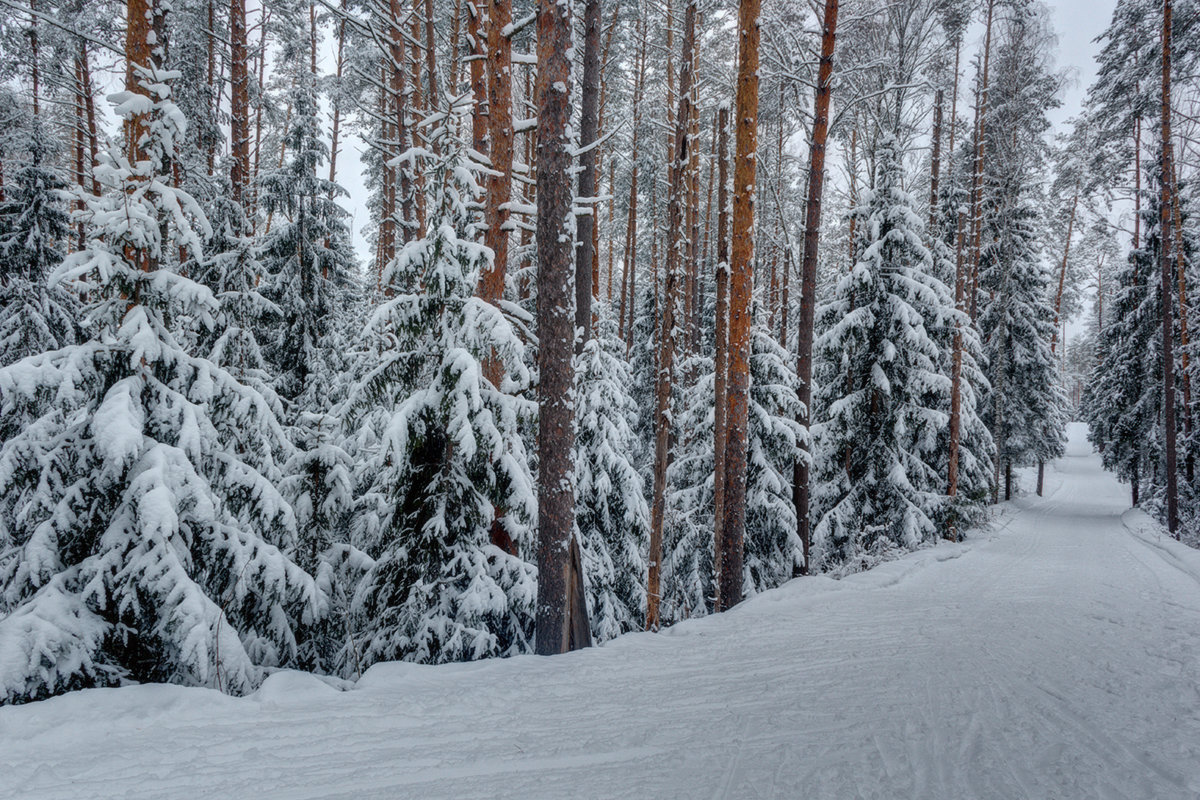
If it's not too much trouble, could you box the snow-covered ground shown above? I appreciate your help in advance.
[2,423,1199,799]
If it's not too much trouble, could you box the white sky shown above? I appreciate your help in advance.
[1044,0,1118,341]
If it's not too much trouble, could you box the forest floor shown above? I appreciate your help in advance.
[2,423,1199,799]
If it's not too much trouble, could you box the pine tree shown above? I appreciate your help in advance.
[0,60,324,704]
[346,99,537,666]
[812,134,954,571]
[0,121,77,368]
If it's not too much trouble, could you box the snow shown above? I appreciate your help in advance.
[3,424,1199,798]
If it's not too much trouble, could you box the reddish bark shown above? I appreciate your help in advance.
[648,0,697,631]
[713,104,731,598]
[1160,0,1179,537]
[791,0,839,579]
[721,0,764,609]
[575,0,602,346]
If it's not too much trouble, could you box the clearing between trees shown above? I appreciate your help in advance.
[2,422,1197,799]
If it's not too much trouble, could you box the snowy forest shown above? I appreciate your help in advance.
[0,0,1195,706]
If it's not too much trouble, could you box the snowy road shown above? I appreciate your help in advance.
[3,423,1200,799]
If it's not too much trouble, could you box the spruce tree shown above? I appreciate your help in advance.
[346,99,537,666]
[812,134,954,571]
[0,122,77,368]
[574,306,649,642]
[0,64,324,704]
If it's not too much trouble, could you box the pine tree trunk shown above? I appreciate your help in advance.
[720,0,764,609]
[482,0,514,327]
[648,0,697,631]
[80,44,100,196]
[686,74,702,355]
[424,0,438,110]
[73,52,86,247]
[328,0,348,186]
[575,0,602,347]
[468,0,488,157]
[713,104,731,601]
[534,0,586,654]
[792,0,839,579]
[1037,460,1044,496]
[1160,0,1180,538]
[947,210,967,530]
[28,0,40,117]
[230,0,250,208]
[1050,190,1078,354]
[619,19,647,348]
[967,0,995,323]
[389,0,414,245]
[930,90,942,228]
[1134,114,1142,250]
[1170,160,1194,482]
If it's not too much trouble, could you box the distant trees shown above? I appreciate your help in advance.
[0,0,1136,704]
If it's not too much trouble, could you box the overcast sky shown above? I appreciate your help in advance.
[1045,0,1117,129]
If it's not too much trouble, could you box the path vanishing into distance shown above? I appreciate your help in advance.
[2,423,1199,799]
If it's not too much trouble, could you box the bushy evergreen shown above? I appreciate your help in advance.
[812,135,954,571]
[0,122,77,368]
[345,100,537,666]
[574,306,648,641]
[0,66,325,703]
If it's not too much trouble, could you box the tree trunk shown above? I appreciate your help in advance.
[468,0,488,159]
[1160,0,1180,538]
[424,0,438,111]
[1036,460,1044,497]
[230,0,250,208]
[534,0,587,654]
[947,210,967,532]
[482,0,514,347]
[713,104,731,603]
[388,0,414,245]
[1050,190,1078,354]
[328,0,348,186]
[719,0,764,609]
[619,18,647,348]
[575,0,602,347]
[930,90,942,229]
[967,0,995,323]
[648,0,697,631]
[1170,159,1194,482]
[792,0,839,580]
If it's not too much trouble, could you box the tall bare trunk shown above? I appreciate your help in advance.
[791,0,839,579]
[713,104,731,600]
[534,0,589,654]
[230,0,250,208]
[482,0,514,321]
[619,18,647,348]
[1160,0,1179,538]
[967,0,995,323]
[719,0,764,608]
[1050,190,1078,354]
[648,0,697,631]
[328,1,348,186]
[575,0,602,346]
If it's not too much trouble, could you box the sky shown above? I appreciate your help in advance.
[1043,0,1118,340]
[1046,0,1117,128]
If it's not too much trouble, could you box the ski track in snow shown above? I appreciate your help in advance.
[3,423,1200,799]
